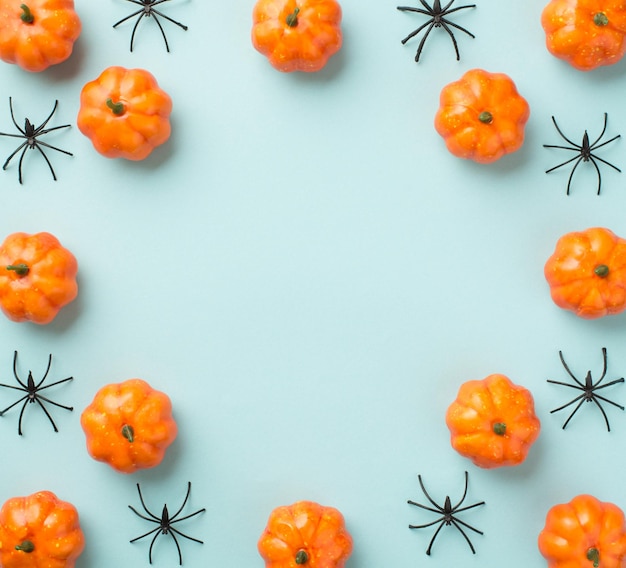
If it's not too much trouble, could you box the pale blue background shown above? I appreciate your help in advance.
[1,0,626,566]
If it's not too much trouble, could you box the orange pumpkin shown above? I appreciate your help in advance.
[445,374,541,469]
[541,0,626,71]
[258,500,353,567]
[434,68,530,164]
[538,494,626,567]
[0,0,81,72]
[544,227,626,319]
[251,0,343,72]
[77,66,172,160]
[0,231,78,324]
[80,378,178,474]
[0,490,85,568]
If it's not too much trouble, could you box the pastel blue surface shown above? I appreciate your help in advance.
[2,0,626,566]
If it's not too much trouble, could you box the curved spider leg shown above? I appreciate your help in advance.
[589,134,621,154]
[451,470,469,510]
[397,6,431,16]
[150,13,172,52]
[16,397,30,436]
[442,16,476,36]
[16,144,30,184]
[443,3,476,14]
[591,396,615,432]
[129,13,146,52]
[587,156,604,195]
[169,524,204,542]
[134,484,162,521]
[408,514,446,528]
[169,482,193,519]
[152,8,188,30]
[167,530,183,565]
[0,394,29,415]
[169,508,206,526]
[451,500,486,515]
[34,393,74,411]
[587,112,609,148]
[425,521,446,555]
[558,350,586,386]
[549,116,580,148]
[565,156,584,195]
[33,143,60,181]
[544,152,581,173]
[591,392,625,410]
[7,97,26,136]
[591,378,625,392]
[32,100,60,133]
[557,396,587,430]
[590,152,621,171]
[417,474,445,511]
[147,528,163,564]
[112,8,144,29]
[2,141,27,171]
[439,20,462,59]
[449,519,480,553]
[399,18,433,45]
[36,376,74,392]
[419,0,438,11]
[413,23,437,62]
[33,398,62,432]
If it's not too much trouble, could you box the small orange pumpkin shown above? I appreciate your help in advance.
[0,231,78,324]
[77,66,172,160]
[0,0,81,72]
[251,0,343,72]
[434,68,530,164]
[445,374,541,468]
[538,494,626,567]
[0,490,85,568]
[541,0,626,71]
[258,500,353,567]
[544,227,626,319]
[80,378,178,474]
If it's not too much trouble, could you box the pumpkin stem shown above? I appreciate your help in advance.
[594,264,610,278]
[286,7,300,27]
[15,540,35,553]
[6,263,29,276]
[594,12,609,26]
[493,422,506,436]
[19,4,34,23]
[121,424,134,442]
[478,111,493,124]
[106,98,125,116]
[295,549,309,564]
[587,547,600,567]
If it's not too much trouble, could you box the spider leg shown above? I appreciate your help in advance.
[152,8,188,30]
[558,396,586,430]
[32,100,60,134]
[2,141,28,171]
[443,3,477,14]
[150,13,172,52]
[17,397,29,436]
[547,379,586,390]
[399,19,434,45]
[588,112,608,148]
[129,13,146,52]
[129,524,161,542]
[440,20,462,59]
[16,144,29,184]
[592,397,614,432]
[549,392,585,413]
[33,143,60,181]
[113,9,143,28]
[591,392,625,410]
[544,152,582,173]
[7,98,26,136]
[169,482,193,520]
[148,528,162,564]
[133,485,162,521]
[408,512,447,527]
[414,22,437,62]
[441,16,476,37]
[565,157,584,195]
[417,475,445,512]
[589,134,621,154]
[558,351,585,386]
[425,520,445,556]
[418,0,437,13]
[549,116,579,148]
[169,525,204,543]
[397,6,432,16]
[451,500,485,515]
[590,152,621,172]
[0,394,29,415]
[450,518,478,553]
[36,376,74,391]
[12,351,28,389]
[169,508,206,525]
[590,377,625,391]
[451,470,468,511]
[587,156,603,195]
[167,529,183,565]
[33,398,60,432]
[34,393,73,411]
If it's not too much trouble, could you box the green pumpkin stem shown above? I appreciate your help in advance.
[595,264,610,278]
[20,4,34,23]
[121,424,134,442]
[286,7,300,27]
[479,111,493,124]
[587,547,600,568]
[493,422,506,436]
[106,98,125,116]
[15,540,35,553]
[295,549,309,564]
[6,263,29,276]
[594,12,609,26]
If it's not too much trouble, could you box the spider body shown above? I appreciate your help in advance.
[408,471,484,555]
[0,351,73,436]
[0,98,72,184]
[397,0,476,62]
[113,0,188,52]
[548,348,624,431]
[129,482,205,565]
[544,113,621,195]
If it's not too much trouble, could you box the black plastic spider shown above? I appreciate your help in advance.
[113,0,188,52]
[548,348,624,431]
[408,471,484,555]
[0,98,72,184]
[0,351,73,436]
[397,0,476,62]
[544,113,621,195]
[129,482,205,565]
